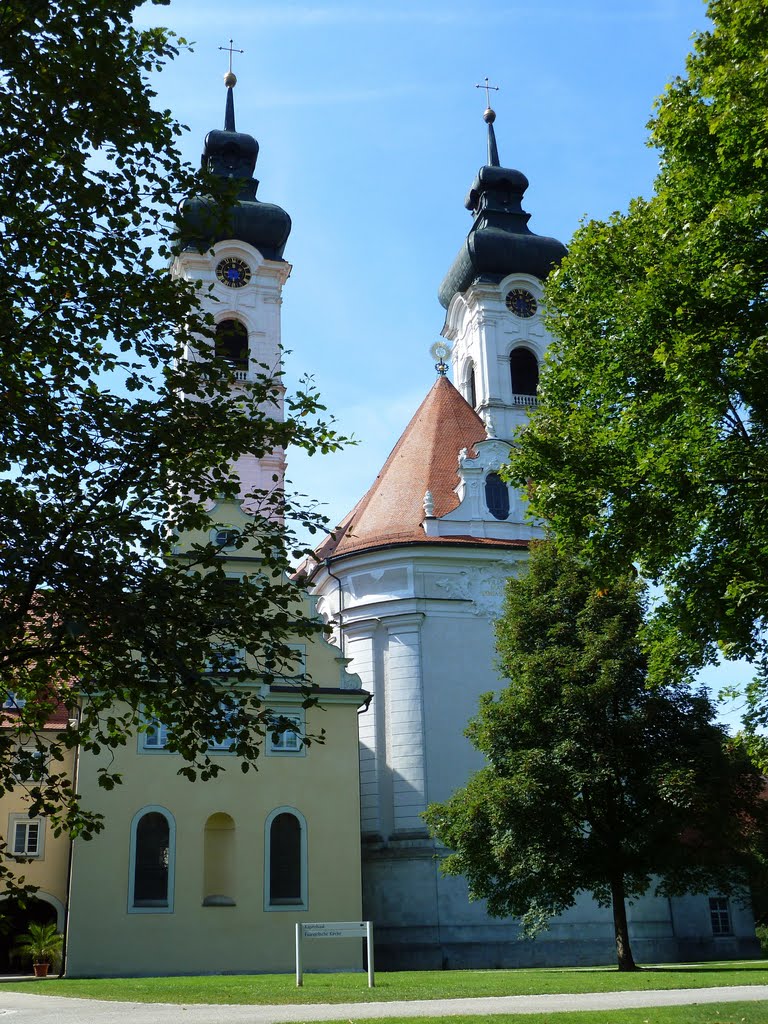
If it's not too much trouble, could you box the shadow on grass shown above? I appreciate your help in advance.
[557,963,767,974]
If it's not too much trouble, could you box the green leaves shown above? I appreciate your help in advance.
[508,0,768,702]
[0,0,347,899]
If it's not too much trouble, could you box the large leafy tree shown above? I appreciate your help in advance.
[0,0,342,882]
[507,0,768,718]
[425,543,765,971]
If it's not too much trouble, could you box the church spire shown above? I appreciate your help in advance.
[475,78,500,168]
[437,99,567,310]
[177,52,292,260]
[484,107,500,168]
[219,39,243,131]
[224,78,236,132]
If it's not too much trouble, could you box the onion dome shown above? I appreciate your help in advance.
[178,73,291,260]
[438,108,566,309]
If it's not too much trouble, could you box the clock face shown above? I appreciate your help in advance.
[505,288,538,319]
[216,257,251,289]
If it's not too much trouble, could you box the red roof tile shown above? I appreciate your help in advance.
[315,377,526,560]
[1,703,71,731]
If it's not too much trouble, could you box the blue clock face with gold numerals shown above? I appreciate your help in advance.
[505,288,537,319]
[216,257,251,289]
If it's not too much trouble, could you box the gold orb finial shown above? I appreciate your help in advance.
[224,70,237,88]
[483,107,496,124]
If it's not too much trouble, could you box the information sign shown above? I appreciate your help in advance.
[295,920,374,988]
[302,922,367,939]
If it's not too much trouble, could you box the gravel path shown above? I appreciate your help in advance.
[0,984,766,1024]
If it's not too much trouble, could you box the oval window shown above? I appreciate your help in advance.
[485,473,510,521]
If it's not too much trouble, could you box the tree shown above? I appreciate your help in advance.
[506,0,768,723]
[424,543,765,971]
[0,1,344,885]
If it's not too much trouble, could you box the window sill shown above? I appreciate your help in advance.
[203,895,236,907]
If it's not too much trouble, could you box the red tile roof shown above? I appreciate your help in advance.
[314,376,527,560]
[1,703,71,731]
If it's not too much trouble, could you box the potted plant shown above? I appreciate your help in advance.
[13,922,63,978]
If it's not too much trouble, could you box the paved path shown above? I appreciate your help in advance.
[0,985,766,1024]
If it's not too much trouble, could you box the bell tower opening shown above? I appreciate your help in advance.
[215,319,249,372]
[510,347,539,400]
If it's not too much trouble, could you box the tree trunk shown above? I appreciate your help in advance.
[610,875,639,971]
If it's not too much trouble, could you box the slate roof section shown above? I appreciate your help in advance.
[178,81,291,260]
[314,376,527,561]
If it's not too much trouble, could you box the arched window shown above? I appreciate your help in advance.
[215,319,249,371]
[485,472,510,521]
[467,365,477,409]
[510,347,539,397]
[128,807,175,913]
[203,813,236,907]
[265,807,307,910]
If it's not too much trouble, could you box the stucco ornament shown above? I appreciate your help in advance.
[473,564,509,618]
[435,564,509,617]
[434,571,472,602]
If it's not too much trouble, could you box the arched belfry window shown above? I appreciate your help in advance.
[215,319,249,372]
[265,807,307,910]
[485,472,510,521]
[510,347,539,398]
[129,807,175,913]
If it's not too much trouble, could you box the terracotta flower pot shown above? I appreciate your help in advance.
[33,962,49,978]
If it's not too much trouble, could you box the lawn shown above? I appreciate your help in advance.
[2,961,767,1005]
[317,1006,768,1024]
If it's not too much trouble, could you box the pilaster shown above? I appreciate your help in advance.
[344,621,381,837]
[384,612,428,835]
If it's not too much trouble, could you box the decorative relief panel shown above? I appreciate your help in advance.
[346,565,411,602]
[433,571,471,602]
[434,563,510,618]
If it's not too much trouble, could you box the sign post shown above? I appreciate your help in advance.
[295,922,303,987]
[295,921,374,988]
[366,919,374,989]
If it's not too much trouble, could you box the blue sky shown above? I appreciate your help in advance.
[135,0,750,724]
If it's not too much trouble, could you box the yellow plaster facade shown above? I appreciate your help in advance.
[65,688,365,976]
[0,738,74,931]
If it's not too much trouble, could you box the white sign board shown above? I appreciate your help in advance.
[295,921,374,988]
[302,922,367,939]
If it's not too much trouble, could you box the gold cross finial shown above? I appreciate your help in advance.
[219,39,244,75]
[475,77,499,108]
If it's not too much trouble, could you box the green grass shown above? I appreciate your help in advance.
[2,961,768,1005]
[312,1006,768,1024]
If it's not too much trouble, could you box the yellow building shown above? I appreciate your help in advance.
[64,529,368,976]
[1,500,368,977]
[0,710,74,962]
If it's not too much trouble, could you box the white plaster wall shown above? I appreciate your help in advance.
[443,273,555,442]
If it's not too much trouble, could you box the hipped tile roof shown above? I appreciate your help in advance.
[314,376,525,560]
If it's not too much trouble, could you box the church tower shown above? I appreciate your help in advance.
[173,68,292,508]
[439,104,566,444]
